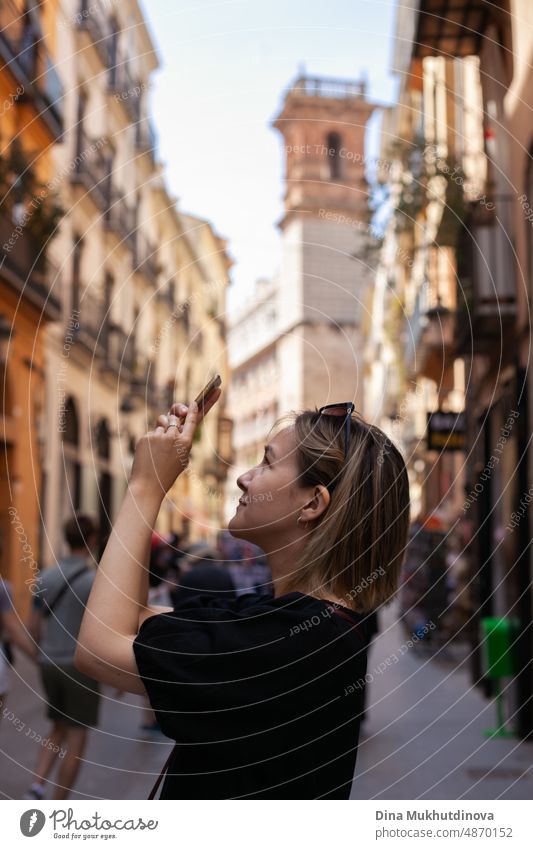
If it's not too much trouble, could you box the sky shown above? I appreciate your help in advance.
[141,0,399,312]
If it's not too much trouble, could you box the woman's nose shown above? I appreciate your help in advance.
[236,473,248,492]
[236,468,254,492]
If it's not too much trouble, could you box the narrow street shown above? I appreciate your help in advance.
[351,603,533,800]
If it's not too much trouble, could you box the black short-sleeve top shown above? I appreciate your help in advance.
[132,591,369,799]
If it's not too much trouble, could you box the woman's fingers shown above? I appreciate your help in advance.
[180,400,199,442]
[168,402,188,419]
[156,413,183,433]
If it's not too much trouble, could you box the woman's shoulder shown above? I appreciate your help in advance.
[136,590,368,648]
[138,590,301,630]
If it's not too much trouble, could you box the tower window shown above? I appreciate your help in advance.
[327,132,342,179]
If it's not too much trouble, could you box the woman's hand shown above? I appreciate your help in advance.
[129,402,199,497]
[129,388,222,498]
[157,387,221,433]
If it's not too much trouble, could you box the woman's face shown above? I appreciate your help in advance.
[228,426,305,549]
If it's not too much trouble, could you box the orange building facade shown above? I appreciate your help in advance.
[0,0,63,615]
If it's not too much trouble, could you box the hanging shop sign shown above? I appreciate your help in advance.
[426,410,466,452]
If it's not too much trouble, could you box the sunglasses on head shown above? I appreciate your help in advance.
[317,402,356,493]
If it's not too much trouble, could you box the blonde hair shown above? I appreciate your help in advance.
[273,409,410,612]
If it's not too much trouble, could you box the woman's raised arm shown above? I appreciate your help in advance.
[74,400,203,694]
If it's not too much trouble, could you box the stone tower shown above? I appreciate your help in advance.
[272,75,376,412]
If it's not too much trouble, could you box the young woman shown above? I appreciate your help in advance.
[75,391,410,799]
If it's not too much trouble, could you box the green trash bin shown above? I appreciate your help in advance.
[480,616,520,678]
[479,616,520,738]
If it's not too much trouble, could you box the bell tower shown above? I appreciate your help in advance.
[272,75,376,411]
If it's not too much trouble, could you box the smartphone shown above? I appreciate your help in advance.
[194,374,222,411]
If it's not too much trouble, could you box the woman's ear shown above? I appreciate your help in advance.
[300,485,331,523]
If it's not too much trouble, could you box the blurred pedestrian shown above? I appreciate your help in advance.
[170,543,236,607]
[218,530,272,596]
[24,514,100,800]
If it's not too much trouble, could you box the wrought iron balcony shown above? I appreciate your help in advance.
[70,132,111,211]
[0,211,60,320]
[76,0,112,68]
[134,233,159,285]
[454,198,517,355]
[155,279,175,310]
[108,55,141,120]
[104,192,137,252]
[75,289,107,357]
[101,324,136,377]
[129,358,159,407]
[135,117,157,160]
[0,0,63,139]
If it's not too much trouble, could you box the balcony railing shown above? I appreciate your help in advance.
[455,197,517,354]
[101,325,135,377]
[0,0,63,138]
[154,278,175,310]
[108,54,140,119]
[70,132,110,211]
[404,285,427,375]
[135,117,157,159]
[0,211,60,320]
[134,233,159,285]
[129,358,159,407]
[289,75,366,99]
[104,192,137,251]
[76,289,107,356]
[76,0,112,68]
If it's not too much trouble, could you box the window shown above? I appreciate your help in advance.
[108,18,119,85]
[61,396,81,512]
[71,235,83,315]
[102,272,114,356]
[327,131,342,179]
[75,91,87,159]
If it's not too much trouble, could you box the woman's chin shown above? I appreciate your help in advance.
[227,513,251,542]
[227,513,242,536]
